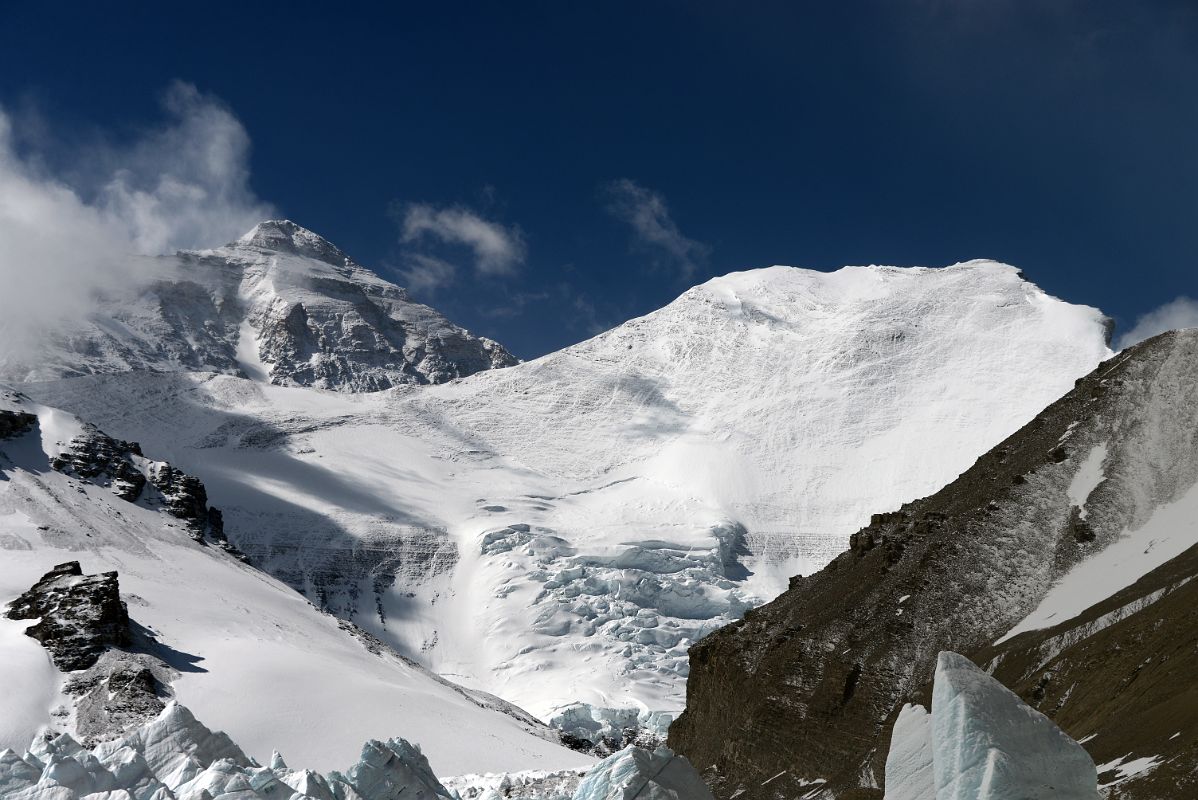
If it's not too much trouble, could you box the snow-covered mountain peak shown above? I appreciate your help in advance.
[679,258,1081,321]
[0,222,517,390]
[12,256,1114,755]
[233,219,353,267]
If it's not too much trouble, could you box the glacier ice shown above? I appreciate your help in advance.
[0,702,713,800]
[570,746,712,800]
[548,704,672,755]
[882,704,933,800]
[883,652,1099,800]
[1,702,457,800]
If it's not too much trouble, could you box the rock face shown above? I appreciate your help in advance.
[50,426,147,502]
[50,425,238,553]
[5,562,131,672]
[0,407,37,439]
[0,220,517,391]
[670,329,1198,799]
[974,520,1198,798]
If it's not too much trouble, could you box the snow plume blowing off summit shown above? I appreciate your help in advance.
[0,82,274,366]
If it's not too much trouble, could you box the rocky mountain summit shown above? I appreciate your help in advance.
[0,220,517,391]
[671,329,1198,799]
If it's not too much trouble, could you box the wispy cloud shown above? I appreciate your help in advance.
[396,253,458,294]
[0,81,274,366]
[98,81,275,254]
[1116,296,1198,350]
[399,203,526,277]
[603,178,710,280]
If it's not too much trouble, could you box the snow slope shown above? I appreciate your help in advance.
[20,256,1112,725]
[0,393,590,776]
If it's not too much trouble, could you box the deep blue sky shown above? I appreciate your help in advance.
[3,2,1197,358]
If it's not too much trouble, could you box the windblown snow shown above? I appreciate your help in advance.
[12,225,1113,731]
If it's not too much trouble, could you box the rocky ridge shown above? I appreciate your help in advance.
[49,424,240,556]
[4,562,177,743]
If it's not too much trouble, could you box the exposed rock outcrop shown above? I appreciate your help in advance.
[64,652,172,745]
[50,426,147,502]
[50,426,241,556]
[0,407,37,439]
[5,562,131,672]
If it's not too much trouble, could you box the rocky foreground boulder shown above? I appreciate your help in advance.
[5,562,131,672]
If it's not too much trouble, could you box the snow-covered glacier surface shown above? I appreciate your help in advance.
[0,393,590,776]
[884,652,1099,800]
[21,258,1113,725]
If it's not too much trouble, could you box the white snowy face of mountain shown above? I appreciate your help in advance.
[16,239,1113,729]
[0,220,516,391]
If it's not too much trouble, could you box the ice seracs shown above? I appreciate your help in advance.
[883,652,1099,800]
[1,702,699,800]
[571,745,713,800]
[0,701,457,800]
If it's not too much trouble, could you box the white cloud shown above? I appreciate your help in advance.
[1116,296,1198,350]
[98,81,275,254]
[397,253,458,293]
[0,82,274,365]
[603,178,710,280]
[400,203,525,277]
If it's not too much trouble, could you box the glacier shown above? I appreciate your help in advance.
[17,240,1114,731]
[0,390,591,776]
[883,652,1099,800]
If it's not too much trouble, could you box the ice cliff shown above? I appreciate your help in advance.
[883,652,1099,800]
